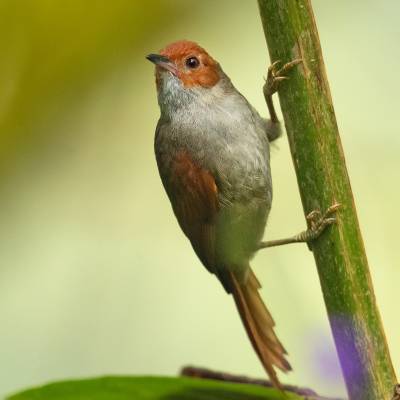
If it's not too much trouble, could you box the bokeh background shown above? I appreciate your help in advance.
[1,0,399,398]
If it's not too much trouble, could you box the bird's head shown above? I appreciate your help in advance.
[147,40,221,90]
[146,41,227,113]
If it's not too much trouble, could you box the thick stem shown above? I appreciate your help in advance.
[257,1,397,399]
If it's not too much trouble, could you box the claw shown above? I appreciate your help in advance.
[326,203,341,213]
[301,203,341,247]
[274,76,289,83]
[269,60,282,71]
[264,58,302,98]
[276,59,303,76]
[292,58,303,65]
[279,58,303,72]
[306,210,320,221]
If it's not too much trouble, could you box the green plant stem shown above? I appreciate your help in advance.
[257,1,397,399]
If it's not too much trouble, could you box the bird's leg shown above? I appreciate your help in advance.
[258,203,341,250]
[263,59,303,125]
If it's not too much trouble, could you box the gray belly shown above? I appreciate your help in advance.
[214,196,270,280]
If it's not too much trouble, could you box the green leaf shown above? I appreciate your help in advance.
[7,376,304,400]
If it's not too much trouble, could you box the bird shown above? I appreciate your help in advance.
[146,40,335,388]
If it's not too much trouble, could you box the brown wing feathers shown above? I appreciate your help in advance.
[167,151,218,271]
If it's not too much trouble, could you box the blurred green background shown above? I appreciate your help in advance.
[1,0,399,398]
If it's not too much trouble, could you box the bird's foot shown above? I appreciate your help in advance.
[263,59,303,98]
[300,202,341,243]
[258,203,341,250]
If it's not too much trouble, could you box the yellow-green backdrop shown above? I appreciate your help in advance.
[1,1,399,398]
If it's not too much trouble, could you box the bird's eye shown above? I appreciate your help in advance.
[185,56,200,69]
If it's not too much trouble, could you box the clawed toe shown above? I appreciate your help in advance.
[306,203,341,241]
[306,210,321,221]
[264,58,303,97]
[279,59,303,75]
[325,202,341,215]
[268,60,282,72]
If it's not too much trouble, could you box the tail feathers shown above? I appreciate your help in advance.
[229,269,291,389]
[245,272,288,356]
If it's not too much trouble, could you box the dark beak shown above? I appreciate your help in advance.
[146,53,178,75]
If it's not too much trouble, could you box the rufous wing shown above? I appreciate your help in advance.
[163,150,219,272]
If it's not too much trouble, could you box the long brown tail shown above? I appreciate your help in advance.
[228,269,291,389]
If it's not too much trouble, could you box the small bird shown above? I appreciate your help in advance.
[147,40,336,388]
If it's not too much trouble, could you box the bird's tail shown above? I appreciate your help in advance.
[228,269,291,389]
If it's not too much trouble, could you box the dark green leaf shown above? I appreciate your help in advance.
[7,376,304,400]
